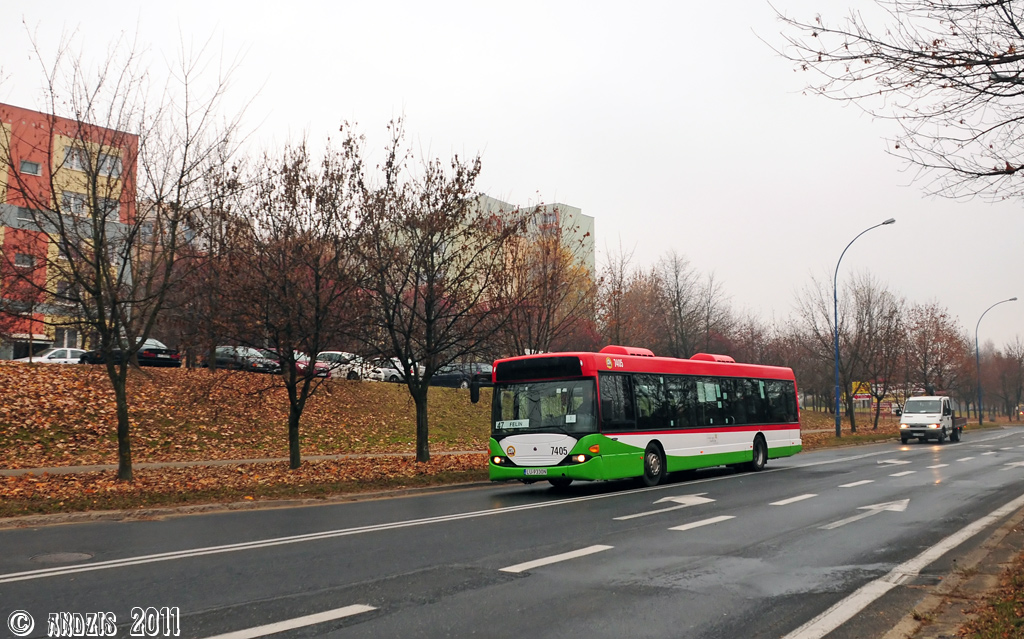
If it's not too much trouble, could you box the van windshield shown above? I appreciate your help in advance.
[904,400,941,414]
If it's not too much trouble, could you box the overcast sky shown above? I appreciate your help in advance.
[2,1,1021,351]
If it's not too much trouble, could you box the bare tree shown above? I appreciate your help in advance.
[655,251,703,358]
[797,273,870,431]
[904,301,972,395]
[497,204,597,356]
[850,274,906,428]
[0,34,242,480]
[225,141,361,469]
[777,1,1024,200]
[354,122,527,462]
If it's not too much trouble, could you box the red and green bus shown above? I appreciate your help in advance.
[488,345,801,487]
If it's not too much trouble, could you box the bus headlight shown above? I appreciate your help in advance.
[574,454,586,463]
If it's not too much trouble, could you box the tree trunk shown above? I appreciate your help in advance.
[288,401,302,469]
[111,369,133,481]
[872,398,882,430]
[413,385,430,462]
[846,386,857,433]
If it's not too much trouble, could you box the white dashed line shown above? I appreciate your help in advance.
[839,480,874,488]
[669,516,736,532]
[982,452,998,456]
[770,494,817,506]
[927,464,949,469]
[500,545,613,573]
[957,457,976,462]
[202,605,376,639]
[890,471,916,477]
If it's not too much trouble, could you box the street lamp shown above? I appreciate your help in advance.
[834,217,896,437]
[975,296,1017,425]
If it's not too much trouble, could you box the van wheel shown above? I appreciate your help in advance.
[549,477,573,489]
[642,443,666,486]
[950,427,961,442]
[938,428,947,444]
[748,436,767,472]
[900,436,909,445]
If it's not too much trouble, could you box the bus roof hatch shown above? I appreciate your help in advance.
[690,353,736,363]
[599,345,656,357]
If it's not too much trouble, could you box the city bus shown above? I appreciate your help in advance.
[487,345,801,487]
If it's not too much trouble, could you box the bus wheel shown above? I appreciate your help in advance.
[748,436,767,472]
[549,477,573,489]
[642,444,666,487]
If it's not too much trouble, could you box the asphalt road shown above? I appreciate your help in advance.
[3,426,1024,639]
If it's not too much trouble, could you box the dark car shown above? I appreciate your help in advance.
[429,362,493,389]
[206,346,280,373]
[79,339,182,368]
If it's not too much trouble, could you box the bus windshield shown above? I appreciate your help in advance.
[492,380,598,434]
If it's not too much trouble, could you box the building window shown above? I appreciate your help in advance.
[54,328,79,349]
[55,281,79,306]
[98,153,122,178]
[61,191,87,216]
[14,253,35,269]
[64,147,88,172]
[19,160,42,176]
[98,197,120,221]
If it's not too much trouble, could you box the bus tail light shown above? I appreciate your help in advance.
[588,444,600,454]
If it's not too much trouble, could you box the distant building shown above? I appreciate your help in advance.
[0,102,137,359]
[476,195,595,275]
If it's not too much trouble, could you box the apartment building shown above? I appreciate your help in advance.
[0,102,137,359]
[476,195,595,276]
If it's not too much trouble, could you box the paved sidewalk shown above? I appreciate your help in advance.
[0,450,487,477]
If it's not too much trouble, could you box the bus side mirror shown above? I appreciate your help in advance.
[470,379,480,404]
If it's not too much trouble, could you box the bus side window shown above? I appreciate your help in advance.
[635,374,667,429]
[599,373,636,431]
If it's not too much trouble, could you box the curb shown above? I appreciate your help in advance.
[881,502,1024,639]
[0,480,494,530]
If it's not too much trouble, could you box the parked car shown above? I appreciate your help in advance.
[316,351,372,380]
[430,362,494,389]
[80,339,182,368]
[259,349,331,378]
[368,357,405,383]
[206,346,279,373]
[13,348,86,364]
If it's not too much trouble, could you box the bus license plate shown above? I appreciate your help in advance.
[524,469,547,476]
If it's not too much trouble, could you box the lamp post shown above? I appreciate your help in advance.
[975,297,1017,425]
[834,218,896,437]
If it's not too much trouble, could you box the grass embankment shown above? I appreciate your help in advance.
[0,362,492,517]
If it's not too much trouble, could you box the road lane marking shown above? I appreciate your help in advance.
[982,452,997,456]
[669,515,735,531]
[957,457,976,462]
[202,605,375,639]
[889,471,915,477]
[614,493,715,520]
[770,494,817,506]
[927,464,949,469]
[820,500,909,530]
[0,448,898,585]
[500,545,612,573]
[783,490,1024,639]
[877,459,912,465]
[1002,462,1024,471]
[839,480,874,488]
[1001,447,1015,451]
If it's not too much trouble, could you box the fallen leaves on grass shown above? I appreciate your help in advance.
[0,362,491,469]
[957,549,1024,638]
[0,454,489,516]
